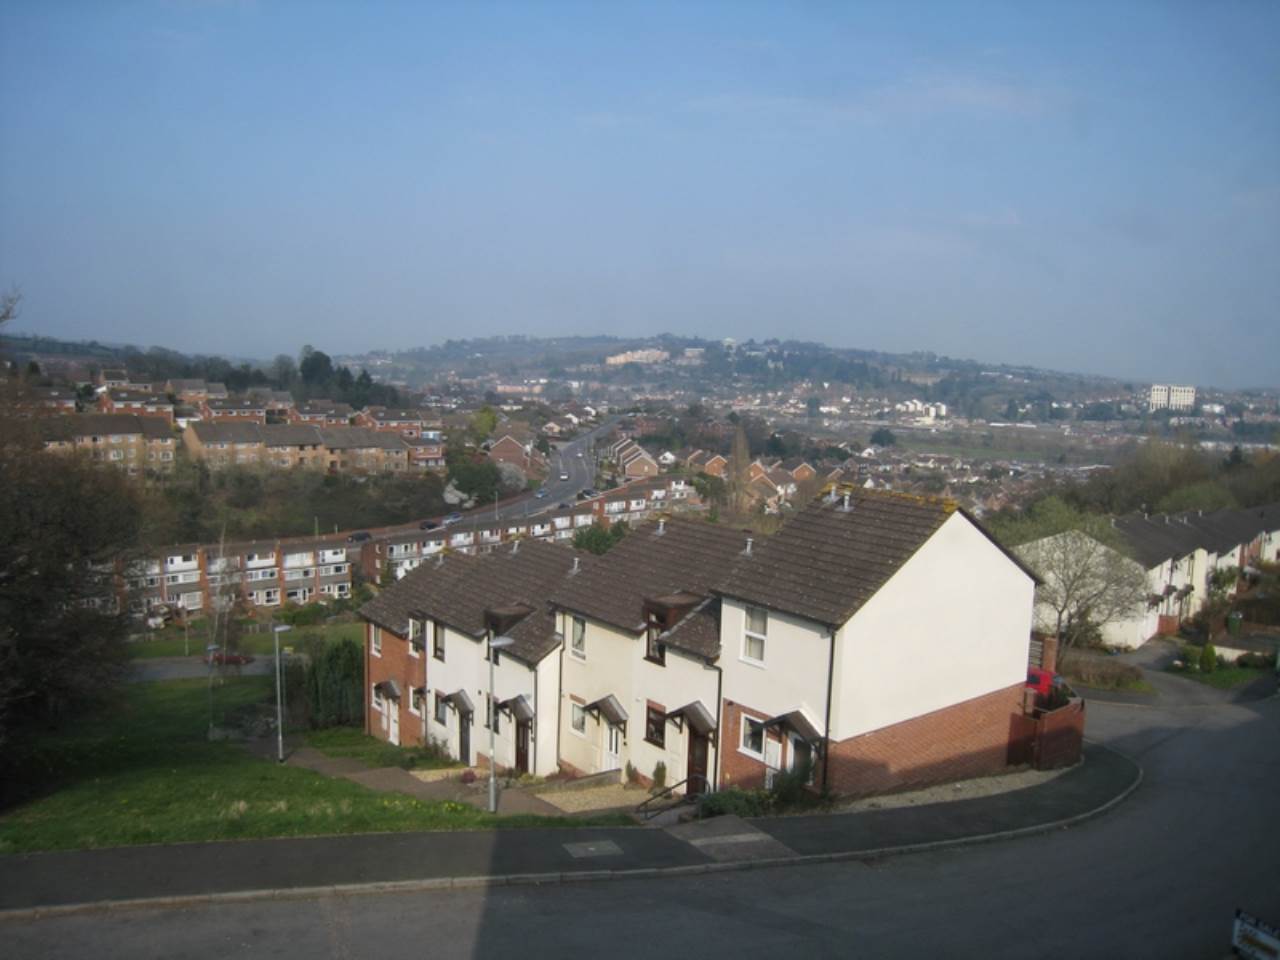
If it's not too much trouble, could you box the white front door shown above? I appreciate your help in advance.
[604,724,621,771]
[388,702,400,746]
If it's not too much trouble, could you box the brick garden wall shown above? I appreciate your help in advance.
[825,683,1027,798]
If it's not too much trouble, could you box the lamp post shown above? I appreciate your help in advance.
[488,635,515,814]
[273,624,292,763]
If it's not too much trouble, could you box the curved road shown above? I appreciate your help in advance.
[9,654,1279,959]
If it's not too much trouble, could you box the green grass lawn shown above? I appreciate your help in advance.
[304,727,461,771]
[127,620,365,658]
[1168,664,1270,690]
[0,676,629,855]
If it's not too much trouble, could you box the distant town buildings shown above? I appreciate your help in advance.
[1149,384,1196,411]
[605,349,669,366]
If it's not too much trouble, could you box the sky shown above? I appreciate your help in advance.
[1,1,1277,388]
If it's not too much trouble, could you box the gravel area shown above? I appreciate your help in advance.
[834,763,1075,814]
[534,783,649,813]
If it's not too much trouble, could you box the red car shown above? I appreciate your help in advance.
[1026,667,1063,696]
[204,650,255,666]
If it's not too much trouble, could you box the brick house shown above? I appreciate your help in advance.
[713,490,1039,796]
[40,413,177,475]
[98,389,175,424]
[354,406,430,438]
[201,396,268,424]
[290,400,355,426]
[487,434,547,478]
[360,541,584,773]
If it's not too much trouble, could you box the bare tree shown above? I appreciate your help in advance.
[1016,530,1150,652]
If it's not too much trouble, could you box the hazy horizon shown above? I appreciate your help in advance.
[2,2,1277,388]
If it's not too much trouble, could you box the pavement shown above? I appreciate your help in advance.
[0,742,1138,916]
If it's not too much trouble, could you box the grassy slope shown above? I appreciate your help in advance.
[0,677,627,855]
[304,727,460,770]
[127,621,365,658]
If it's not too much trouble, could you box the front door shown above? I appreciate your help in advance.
[603,724,621,771]
[458,711,471,766]
[686,733,709,795]
[388,700,400,746]
[515,721,530,775]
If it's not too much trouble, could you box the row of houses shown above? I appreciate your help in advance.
[128,476,701,616]
[1024,504,1280,649]
[360,487,1043,799]
[183,422,446,472]
[125,536,355,615]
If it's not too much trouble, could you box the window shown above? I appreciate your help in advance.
[571,703,586,735]
[432,621,445,661]
[372,684,385,713]
[408,621,422,658]
[409,688,424,716]
[645,707,665,748]
[371,627,382,657]
[434,692,448,725]
[571,616,586,658]
[645,620,665,665]
[740,715,765,758]
[743,605,767,664]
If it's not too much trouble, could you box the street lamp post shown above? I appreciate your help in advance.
[273,624,292,763]
[488,635,515,814]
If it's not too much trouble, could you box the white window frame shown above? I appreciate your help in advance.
[570,703,587,736]
[408,688,423,717]
[742,605,767,666]
[739,713,765,760]
[434,692,449,726]
[571,616,586,659]
[372,684,385,714]
[371,627,382,658]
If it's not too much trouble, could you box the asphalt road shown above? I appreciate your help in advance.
[488,416,616,521]
[8,666,1278,959]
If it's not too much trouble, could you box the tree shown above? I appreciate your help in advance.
[727,423,751,516]
[869,427,896,447]
[469,406,498,443]
[573,521,628,555]
[0,448,143,753]
[1014,524,1150,653]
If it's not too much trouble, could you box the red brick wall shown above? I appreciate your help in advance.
[1034,700,1085,770]
[719,702,786,790]
[366,623,429,747]
[825,683,1027,797]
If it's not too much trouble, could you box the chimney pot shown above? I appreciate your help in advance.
[745,537,754,555]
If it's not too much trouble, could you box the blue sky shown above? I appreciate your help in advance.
[1,1,1277,387]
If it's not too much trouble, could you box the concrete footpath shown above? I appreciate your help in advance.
[0,743,1139,917]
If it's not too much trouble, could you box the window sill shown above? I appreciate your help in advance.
[739,656,765,669]
[644,655,666,667]
[737,747,764,762]
[570,650,587,661]
[644,737,666,749]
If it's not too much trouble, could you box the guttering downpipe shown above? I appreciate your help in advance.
[822,623,837,794]
[712,657,724,792]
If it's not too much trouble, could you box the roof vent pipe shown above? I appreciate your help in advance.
[745,537,754,556]
[511,539,519,554]
[842,492,851,511]
[657,518,666,535]
[571,556,580,574]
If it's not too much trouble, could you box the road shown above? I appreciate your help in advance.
[482,416,616,522]
[8,660,1278,959]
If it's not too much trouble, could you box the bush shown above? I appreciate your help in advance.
[1059,652,1143,689]
[770,758,814,807]
[303,638,364,728]
[1199,643,1217,674]
[624,760,639,785]
[652,761,667,792]
[1237,652,1273,669]
[696,787,772,819]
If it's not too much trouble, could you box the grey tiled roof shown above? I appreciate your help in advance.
[360,540,587,665]
[189,421,264,444]
[661,597,722,661]
[549,519,752,634]
[716,490,958,627]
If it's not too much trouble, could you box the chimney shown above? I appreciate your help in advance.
[744,537,754,556]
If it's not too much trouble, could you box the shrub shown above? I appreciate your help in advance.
[697,787,772,819]
[770,758,815,807]
[1199,643,1217,674]
[1059,651,1143,690]
[1237,652,1272,669]
[303,637,364,728]
[652,761,667,792]
[624,761,639,785]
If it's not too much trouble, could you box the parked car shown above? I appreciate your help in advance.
[557,502,572,510]
[559,471,570,481]
[204,649,255,666]
[419,520,440,530]
[443,512,464,526]
[1026,667,1064,697]
[347,531,372,543]
[535,488,548,499]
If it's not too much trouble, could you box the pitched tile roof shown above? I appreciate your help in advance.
[549,518,752,634]
[716,489,960,627]
[360,540,587,665]
[661,597,722,661]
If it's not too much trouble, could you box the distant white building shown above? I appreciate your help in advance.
[605,349,670,366]
[1149,384,1196,411]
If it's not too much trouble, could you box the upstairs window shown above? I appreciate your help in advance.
[743,605,767,665]
[433,621,445,661]
[371,627,382,657]
[571,616,586,658]
[645,619,665,666]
